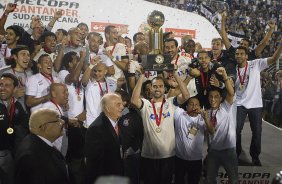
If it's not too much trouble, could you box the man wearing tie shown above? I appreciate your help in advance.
[84,93,124,184]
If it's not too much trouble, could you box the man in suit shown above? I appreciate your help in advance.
[84,93,124,184]
[14,108,70,184]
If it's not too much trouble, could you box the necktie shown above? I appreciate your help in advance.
[114,125,119,136]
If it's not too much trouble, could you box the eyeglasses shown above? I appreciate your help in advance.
[39,118,64,128]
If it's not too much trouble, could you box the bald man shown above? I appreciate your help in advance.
[84,93,124,184]
[14,109,70,184]
[82,62,117,128]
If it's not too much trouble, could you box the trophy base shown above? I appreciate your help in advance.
[141,54,173,71]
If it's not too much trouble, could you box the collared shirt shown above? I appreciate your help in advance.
[108,117,118,129]
[37,135,53,147]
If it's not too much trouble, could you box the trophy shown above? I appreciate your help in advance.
[142,10,174,71]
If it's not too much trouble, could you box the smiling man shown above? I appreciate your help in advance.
[26,54,60,113]
[3,45,33,112]
[131,70,190,184]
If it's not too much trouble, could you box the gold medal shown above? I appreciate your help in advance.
[239,84,244,91]
[77,95,81,101]
[204,90,207,96]
[156,127,161,133]
[7,127,14,134]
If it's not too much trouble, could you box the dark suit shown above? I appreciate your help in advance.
[84,112,123,184]
[15,134,70,184]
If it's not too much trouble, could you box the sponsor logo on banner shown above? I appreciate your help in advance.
[217,166,282,184]
[165,28,196,38]
[91,22,129,34]
[0,0,80,29]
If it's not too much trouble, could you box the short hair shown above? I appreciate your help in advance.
[133,32,144,43]
[6,25,24,43]
[38,54,51,64]
[208,86,223,97]
[241,38,250,45]
[124,36,131,42]
[151,76,165,84]
[115,90,130,105]
[0,73,19,87]
[11,45,29,56]
[29,108,59,134]
[142,80,152,92]
[68,27,80,35]
[197,50,210,58]
[164,38,178,47]
[39,31,57,43]
[77,22,89,31]
[211,38,223,45]
[163,31,173,40]
[104,25,115,36]
[185,96,202,108]
[87,32,102,41]
[100,93,120,112]
[61,51,77,70]
[236,46,249,55]
[50,83,65,94]
[57,29,68,36]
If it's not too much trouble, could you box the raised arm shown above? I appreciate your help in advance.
[65,50,86,84]
[47,10,62,30]
[220,13,231,50]
[216,67,234,105]
[255,21,275,57]
[81,56,101,86]
[0,3,16,35]
[267,39,282,66]
[130,74,145,109]
[173,69,190,104]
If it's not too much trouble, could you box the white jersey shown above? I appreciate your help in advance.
[140,97,177,159]
[171,54,191,81]
[105,43,126,79]
[235,58,268,108]
[84,78,117,127]
[26,73,60,113]
[58,70,84,118]
[174,107,206,160]
[0,44,11,69]
[208,100,236,150]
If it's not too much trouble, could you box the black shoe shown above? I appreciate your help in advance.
[252,158,262,166]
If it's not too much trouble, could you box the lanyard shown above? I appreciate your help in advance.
[75,81,81,96]
[110,44,116,55]
[200,68,209,90]
[8,97,15,128]
[237,62,248,86]
[210,109,219,128]
[41,72,54,84]
[174,54,179,65]
[50,100,63,116]
[97,81,108,96]
[151,97,165,127]
[12,68,27,87]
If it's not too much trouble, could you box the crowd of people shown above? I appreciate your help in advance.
[0,1,282,184]
[146,0,282,126]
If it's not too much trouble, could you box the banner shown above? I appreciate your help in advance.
[1,0,220,49]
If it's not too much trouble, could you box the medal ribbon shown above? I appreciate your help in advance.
[237,62,248,86]
[97,81,108,96]
[50,100,63,116]
[110,44,116,55]
[200,68,209,91]
[210,109,219,128]
[41,72,54,84]
[76,81,81,96]
[8,97,15,128]
[151,97,165,127]
[174,54,179,65]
